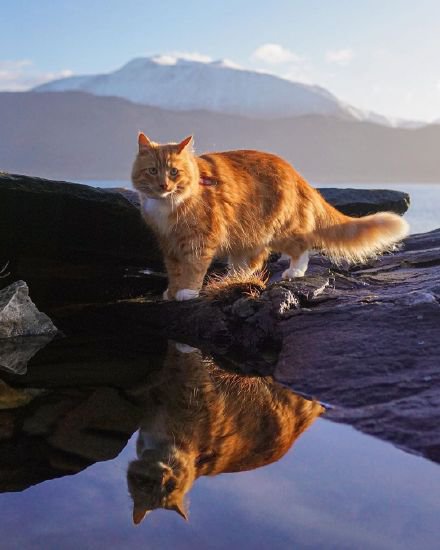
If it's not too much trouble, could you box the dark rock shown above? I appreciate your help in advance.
[53,229,440,463]
[318,187,410,216]
[0,173,159,265]
[272,230,440,462]
[0,173,162,306]
[1,332,168,389]
[0,281,57,338]
[0,412,15,440]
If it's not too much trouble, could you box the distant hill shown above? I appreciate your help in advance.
[1,91,439,182]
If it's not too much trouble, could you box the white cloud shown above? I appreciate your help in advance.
[436,80,440,91]
[0,59,32,71]
[252,43,302,64]
[0,60,73,91]
[325,49,355,66]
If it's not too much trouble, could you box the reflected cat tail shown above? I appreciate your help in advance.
[312,198,410,264]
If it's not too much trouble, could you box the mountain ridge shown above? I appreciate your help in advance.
[1,90,439,182]
[34,55,412,127]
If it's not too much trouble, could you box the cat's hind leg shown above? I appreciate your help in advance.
[278,240,309,279]
[228,252,248,272]
[282,250,309,279]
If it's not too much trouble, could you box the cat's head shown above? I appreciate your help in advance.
[127,455,194,525]
[131,133,198,202]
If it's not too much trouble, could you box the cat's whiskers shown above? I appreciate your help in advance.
[171,193,180,227]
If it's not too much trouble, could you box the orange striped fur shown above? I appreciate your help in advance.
[132,134,409,300]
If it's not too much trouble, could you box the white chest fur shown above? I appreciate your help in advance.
[137,430,161,456]
[141,194,171,234]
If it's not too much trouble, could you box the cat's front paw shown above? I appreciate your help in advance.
[162,288,170,300]
[175,289,200,301]
[282,268,306,280]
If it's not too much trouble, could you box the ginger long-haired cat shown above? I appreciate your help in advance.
[131,134,409,301]
[126,341,323,524]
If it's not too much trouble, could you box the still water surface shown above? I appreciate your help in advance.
[0,335,439,550]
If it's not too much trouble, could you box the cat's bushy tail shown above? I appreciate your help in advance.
[311,194,409,264]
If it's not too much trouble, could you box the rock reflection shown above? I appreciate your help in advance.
[0,382,144,492]
[127,341,324,524]
[0,340,323,517]
[0,334,55,375]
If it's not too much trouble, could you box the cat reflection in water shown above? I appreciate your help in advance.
[127,342,323,524]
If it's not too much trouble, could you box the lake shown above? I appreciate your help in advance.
[0,335,439,550]
[80,180,440,236]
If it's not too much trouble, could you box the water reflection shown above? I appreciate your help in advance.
[0,380,143,492]
[0,334,55,375]
[126,341,323,524]
[0,339,322,524]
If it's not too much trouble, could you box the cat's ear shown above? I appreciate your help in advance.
[176,135,193,154]
[132,505,151,525]
[170,500,189,521]
[138,132,153,153]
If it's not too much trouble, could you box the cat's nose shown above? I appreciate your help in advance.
[160,183,169,191]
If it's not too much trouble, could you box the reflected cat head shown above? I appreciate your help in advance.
[127,449,195,524]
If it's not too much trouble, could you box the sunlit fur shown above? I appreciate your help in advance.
[126,341,324,524]
[202,269,268,300]
[132,134,409,299]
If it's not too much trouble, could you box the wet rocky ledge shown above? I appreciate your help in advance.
[1,173,439,465]
[0,172,409,306]
[52,228,440,464]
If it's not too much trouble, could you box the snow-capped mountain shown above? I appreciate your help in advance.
[34,55,397,124]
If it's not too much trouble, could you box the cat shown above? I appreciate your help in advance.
[126,341,324,524]
[131,134,409,301]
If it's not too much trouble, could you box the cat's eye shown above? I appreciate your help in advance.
[148,167,158,175]
[169,167,178,177]
[164,479,176,493]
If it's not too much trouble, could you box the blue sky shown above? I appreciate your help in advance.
[1,0,439,121]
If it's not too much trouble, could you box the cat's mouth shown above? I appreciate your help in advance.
[139,189,176,200]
